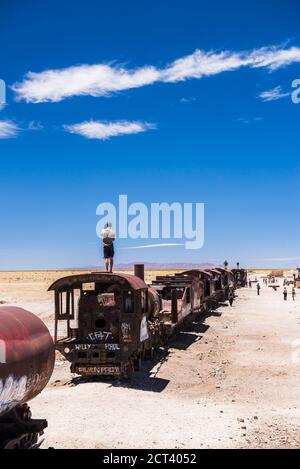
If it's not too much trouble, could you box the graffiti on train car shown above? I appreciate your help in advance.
[121,322,132,342]
[75,343,93,351]
[105,343,120,351]
[87,331,113,341]
[77,366,120,375]
[73,343,120,351]
[0,374,27,414]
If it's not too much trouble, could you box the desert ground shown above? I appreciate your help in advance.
[0,269,299,448]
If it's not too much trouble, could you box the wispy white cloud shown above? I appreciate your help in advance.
[64,120,156,140]
[236,116,264,124]
[259,85,290,102]
[0,120,19,138]
[124,243,185,249]
[180,97,196,103]
[13,64,160,103]
[12,45,300,103]
[27,120,44,131]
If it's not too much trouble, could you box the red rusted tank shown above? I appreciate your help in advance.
[0,306,55,417]
[148,287,162,318]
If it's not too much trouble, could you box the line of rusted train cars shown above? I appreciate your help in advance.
[0,264,246,447]
[50,265,247,379]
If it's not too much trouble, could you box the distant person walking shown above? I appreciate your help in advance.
[292,287,296,301]
[249,280,252,288]
[228,289,234,307]
[256,282,261,296]
[100,222,116,273]
[283,287,288,301]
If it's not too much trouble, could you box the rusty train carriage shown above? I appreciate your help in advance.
[149,274,202,334]
[49,265,247,379]
[175,270,215,310]
[49,273,157,377]
[231,268,248,287]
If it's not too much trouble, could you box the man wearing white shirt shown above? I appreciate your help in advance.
[100,222,116,273]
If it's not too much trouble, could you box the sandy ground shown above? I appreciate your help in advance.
[1,270,299,448]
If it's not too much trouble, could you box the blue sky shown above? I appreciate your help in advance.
[0,0,299,269]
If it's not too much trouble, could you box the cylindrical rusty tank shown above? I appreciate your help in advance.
[0,306,55,417]
[148,288,162,318]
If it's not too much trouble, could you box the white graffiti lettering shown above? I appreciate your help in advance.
[0,374,27,413]
[121,322,131,337]
[75,343,92,351]
[105,343,120,351]
[87,331,113,342]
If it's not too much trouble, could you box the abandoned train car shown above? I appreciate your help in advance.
[49,272,158,377]
[49,264,246,379]
[231,268,247,287]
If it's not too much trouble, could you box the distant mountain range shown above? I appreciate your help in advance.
[65,262,218,271]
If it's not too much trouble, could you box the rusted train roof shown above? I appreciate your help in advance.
[206,269,221,274]
[178,269,213,278]
[48,272,148,291]
[214,267,233,274]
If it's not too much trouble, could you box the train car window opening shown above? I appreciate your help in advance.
[123,290,134,313]
[70,288,81,329]
[92,352,100,358]
[205,279,210,296]
[78,352,87,358]
[176,288,184,299]
[186,287,191,304]
[107,351,115,358]
[141,290,147,314]
[61,292,67,315]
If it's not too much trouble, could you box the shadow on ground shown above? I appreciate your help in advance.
[69,305,224,393]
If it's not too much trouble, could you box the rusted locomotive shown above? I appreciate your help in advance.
[231,268,247,288]
[49,264,246,379]
[0,306,55,448]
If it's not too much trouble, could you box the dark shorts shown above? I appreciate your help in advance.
[103,244,114,259]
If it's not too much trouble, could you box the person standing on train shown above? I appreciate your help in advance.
[100,222,116,273]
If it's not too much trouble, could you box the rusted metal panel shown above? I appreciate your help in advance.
[214,267,233,274]
[207,269,222,275]
[0,306,55,417]
[177,269,213,279]
[134,264,145,281]
[148,288,162,318]
[48,272,148,292]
